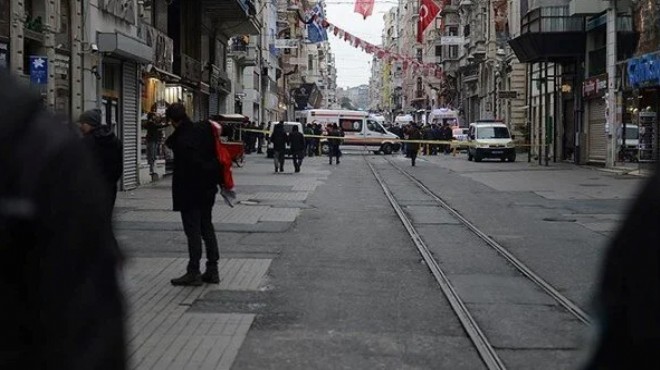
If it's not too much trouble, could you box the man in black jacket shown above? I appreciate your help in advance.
[0,73,126,369]
[271,121,288,173]
[290,125,306,173]
[165,103,221,286]
[78,109,123,213]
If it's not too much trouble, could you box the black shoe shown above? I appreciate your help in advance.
[201,270,220,284]
[279,167,284,172]
[275,167,279,173]
[171,272,203,286]
[337,160,340,165]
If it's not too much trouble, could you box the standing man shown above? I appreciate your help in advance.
[304,123,315,156]
[78,109,123,212]
[289,125,306,173]
[271,121,288,173]
[165,103,221,286]
[407,122,422,166]
[327,123,344,165]
[143,112,168,175]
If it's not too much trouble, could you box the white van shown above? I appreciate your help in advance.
[429,108,460,126]
[266,121,304,158]
[300,109,401,154]
[467,121,516,162]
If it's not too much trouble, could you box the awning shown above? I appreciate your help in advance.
[145,66,181,82]
[98,32,152,63]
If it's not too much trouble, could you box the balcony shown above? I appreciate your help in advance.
[228,37,257,66]
[202,0,260,35]
[509,6,586,63]
[461,63,479,83]
[174,53,202,84]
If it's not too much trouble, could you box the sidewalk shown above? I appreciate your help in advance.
[115,155,332,369]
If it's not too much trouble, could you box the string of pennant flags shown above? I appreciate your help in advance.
[287,0,444,78]
[326,22,444,79]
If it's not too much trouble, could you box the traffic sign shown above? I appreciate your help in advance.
[29,56,48,85]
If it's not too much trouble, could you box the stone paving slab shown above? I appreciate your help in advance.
[124,257,271,370]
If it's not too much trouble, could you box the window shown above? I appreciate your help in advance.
[416,48,422,62]
[448,45,459,59]
[367,120,385,133]
[339,119,362,132]
[476,126,510,139]
[435,45,442,57]
[308,54,314,72]
[448,26,458,36]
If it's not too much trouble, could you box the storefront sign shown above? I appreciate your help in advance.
[627,52,660,88]
[138,23,174,72]
[98,0,136,25]
[275,39,298,49]
[498,91,518,99]
[29,56,48,85]
[440,36,464,45]
[582,73,607,99]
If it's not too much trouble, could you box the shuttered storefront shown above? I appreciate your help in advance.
[209,92,219,117]
[122,61,139,190]
[587,99,607,163]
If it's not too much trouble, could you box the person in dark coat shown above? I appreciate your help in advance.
[289,125,306,173]
[270,121,288,173]
[165,103,221,286]
[0,73,126,369]
[327,123,344,165]
[583,163,660,369]
[407,123,422,166]
[78,108,123,212]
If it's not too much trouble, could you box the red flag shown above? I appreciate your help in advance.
[354,0,374,19]
[417,0,441,43]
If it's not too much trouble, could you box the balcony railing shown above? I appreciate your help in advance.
[521,6,584,34]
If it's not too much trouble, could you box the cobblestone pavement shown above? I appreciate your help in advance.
[116,154,331,369]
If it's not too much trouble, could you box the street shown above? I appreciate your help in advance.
[115,150,646,369]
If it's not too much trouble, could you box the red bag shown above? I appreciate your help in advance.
[209,120,235,190]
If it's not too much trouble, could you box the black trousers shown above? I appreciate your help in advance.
[408,149,418,166]
[292,151,304,170]
[180,203,219,274]
[273,150,285,170]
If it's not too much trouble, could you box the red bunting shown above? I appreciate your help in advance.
[354,0,374,20]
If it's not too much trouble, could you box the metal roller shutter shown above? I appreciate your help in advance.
[588,99,607,163]
[209,92,219,117]
[122,61,139,190]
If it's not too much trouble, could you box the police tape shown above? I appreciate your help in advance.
[236,128,542,148]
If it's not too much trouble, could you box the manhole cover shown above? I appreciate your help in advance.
[239,200,260,205]
[543,217,577,223]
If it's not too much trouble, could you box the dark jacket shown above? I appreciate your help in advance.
[289,131,306,153]
[165,119,219,211]
[82,129,123,209]
[584,164,660,369]
[0,74,126,369]
[270,126,288,151]
[408,127,422,151]
[328,128,344,146]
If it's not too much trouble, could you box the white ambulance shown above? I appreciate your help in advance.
[297,109,401,154]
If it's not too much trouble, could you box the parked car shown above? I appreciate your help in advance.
[467,121,516,162]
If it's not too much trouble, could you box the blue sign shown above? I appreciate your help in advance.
[627,52,660,88]
[29,56,48,85]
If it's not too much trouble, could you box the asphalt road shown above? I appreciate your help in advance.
[117,149,648,369]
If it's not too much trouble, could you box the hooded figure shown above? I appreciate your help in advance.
[78,109,123,211]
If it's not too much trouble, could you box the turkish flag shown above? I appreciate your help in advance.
[417,0,441,43]
[354,0,374,19]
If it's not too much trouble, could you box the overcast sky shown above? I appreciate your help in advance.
[324,1,398,89]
